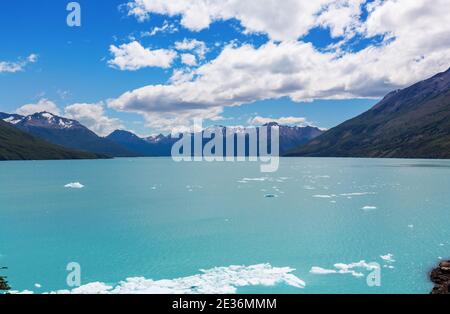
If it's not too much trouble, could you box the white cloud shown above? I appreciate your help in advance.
[141,20,179,37]
[16,99,60,116]
[0,54,38,73]
[64,103,124,136]
[248,116,308,126]
[108,41,176,70]
[175,39,208,59]
[169,69,195,84]
[142,107,224,134]
[113,0,450,132]
[316,0,366,39]
[126,0,335,41]
[180,53,197,66]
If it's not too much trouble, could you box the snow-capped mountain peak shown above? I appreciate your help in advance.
[1,111,82,130]
[23,112,80,129]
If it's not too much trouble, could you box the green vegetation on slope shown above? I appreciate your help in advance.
[0,120,108,160]
[287,68,450,159]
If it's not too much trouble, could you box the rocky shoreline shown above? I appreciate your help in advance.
[0,267,11,292]
[430,261,450,294]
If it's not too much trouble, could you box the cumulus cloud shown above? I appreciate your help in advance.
[141,20,179,37]
[142,107,224,134]
[316,0,366,39]
[248,116,309,126]
[108,41,177,70]
[0,54,38,73]
[175,39,208,59]
[180,53,197,66]
[126,0,336,41]
[16,99,60,116]
[64,103,124,136]
[110,0,450,131]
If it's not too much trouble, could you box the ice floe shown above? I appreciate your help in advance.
[362,206,377,211]
[340,192,376,197]
[238,177,291,184]
[309,267,337,275]
[380,254,395,263]
[64,182,84,189]
[36,264,305,294]
[312,192,377,201]
[313,194,335,198]
[310,261,380,278]
[239,177,268,183]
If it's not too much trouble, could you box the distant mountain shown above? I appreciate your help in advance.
[1,112,135,157]
[0,120,105,160]
[272,123,323,154]
[107,124,323,157]
[1,111,322,158]
[0,112,23,125]
[106,130,162,156]
[287,67,450,158]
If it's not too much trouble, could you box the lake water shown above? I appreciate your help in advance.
[0,158,449,294]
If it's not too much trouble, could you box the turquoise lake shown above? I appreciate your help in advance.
[0,158,449,294]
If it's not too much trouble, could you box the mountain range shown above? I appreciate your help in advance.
[287,67,450,158]
[107,124,323,157]
[0,119,105,160]
[0,112,135,157]
[2,67,450,161]
[0,111,323,159]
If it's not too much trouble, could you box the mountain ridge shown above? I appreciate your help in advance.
[0,120,106,160]
[286,67,450,158]
[1,112,136,157]
[106,124,323,157]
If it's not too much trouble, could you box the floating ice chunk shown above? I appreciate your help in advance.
[334,261,379,277]
[311,261,379,278]
[408,224,414,229]
[380,254,395,263]
[40,264,305,294]
[362,206,377,211]
[241,177,268,182]
[313,195,333,198]
[64,182,84,189]
[310,267,337,275]
[71,282,113,294]
[340,192,376,197]
[10,290,34,294]
[34,283,42,288]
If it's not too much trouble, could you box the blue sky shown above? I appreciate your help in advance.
[1,0,449,136]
